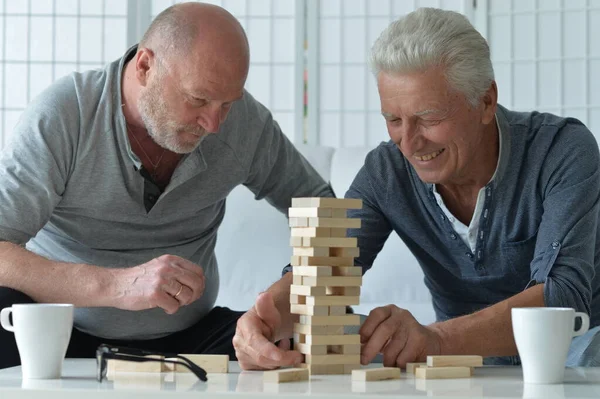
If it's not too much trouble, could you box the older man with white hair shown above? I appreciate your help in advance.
[235,7,600,369]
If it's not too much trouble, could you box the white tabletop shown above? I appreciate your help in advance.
[1,359,600,398]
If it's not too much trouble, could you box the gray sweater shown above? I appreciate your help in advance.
[347,105,600,326]
[0,46,332,339]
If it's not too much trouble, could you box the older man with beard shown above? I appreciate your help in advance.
[0,2,332,369]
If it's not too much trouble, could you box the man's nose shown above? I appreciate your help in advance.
[197,104,224,133]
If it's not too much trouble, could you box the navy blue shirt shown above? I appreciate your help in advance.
[346,105,600,326]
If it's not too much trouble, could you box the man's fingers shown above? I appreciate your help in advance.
[155,291,181,314]
[360,306,392,343]
[361,318,395,365]
[244,333,302,368]
[254,292,281,334]
[381,333,408,367]
[169,257,205,278]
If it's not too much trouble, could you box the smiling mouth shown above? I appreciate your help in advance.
[414,148,445,162]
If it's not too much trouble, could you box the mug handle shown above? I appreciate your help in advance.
[573,312,590,337]
[0,307,14,332]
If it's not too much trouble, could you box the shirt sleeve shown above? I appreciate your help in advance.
[529,121,600,316]
[0,77,77,244]
[345,149,393,274]
[240,95,334,214]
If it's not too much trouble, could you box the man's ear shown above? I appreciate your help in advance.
[134,48,157,87]
[481,81,498,125]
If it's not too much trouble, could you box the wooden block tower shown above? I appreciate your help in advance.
[288,197,363,375]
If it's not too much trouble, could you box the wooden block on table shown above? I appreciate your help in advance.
[289,208,333,218]
[328,344,361,355]
[306,334,360,345]
[263,368,309,383]
[167,354,229,374]
[305,354,361,365]
[302,237,357,248]
[292,247,330,257]
[415,366,471,380]
[308,217,361,229]
[331,266,362,276]
[302,276,362,287]
[108,356,164,374]
[406,362,427,374]
[289,217,308,227]
[293,323,344,335]
[328,306,347,316]
[291,256,355,266]
[299,314,361,326]
[306,295,359,306]
[294,342,327,355]
[300,363,345,375]
[330,247,360,257]
[291,198,363,209]
[326,286,361,296]
[352,367,401,381]
[292,266,332,277]
[291,227,331,237]
[290,284,326,296]
[290,304,329,316]
[426,355,483,368]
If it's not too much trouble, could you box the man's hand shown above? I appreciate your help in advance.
[111,254,205,314]
[360,305,443,367]
[233,292,303,370]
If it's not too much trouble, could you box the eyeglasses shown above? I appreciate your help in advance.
[96,344,208,382]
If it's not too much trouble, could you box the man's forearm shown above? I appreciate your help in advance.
[0,241,111,306]
[431,284,545,356]
[264,271,297,341]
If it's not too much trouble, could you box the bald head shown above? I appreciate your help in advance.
[139,2,249,73]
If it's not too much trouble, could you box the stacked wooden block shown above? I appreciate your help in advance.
[288,197,363,375]
[407,356,483,379]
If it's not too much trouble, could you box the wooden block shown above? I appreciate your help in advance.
[306,295,359,306]
[332,266,362,276]
[330,247,360,257]
[330,228,347,237]
[329,306,347,316]
[167,354,229,374]
[291,256,355,266]
[326,286,361,296]
[344,364,362,374]
[292,274,302,285]
[406,362,426,374]
[426,355,483,368]
[299,315,361,326]
[107,356,164,374]
[302,237,357,248]
[300,363,345,375]
[289,294,305,304]
[302,276,362,287]
[294,343,327,355]
[291,227,331,237]
[308,217,361,228]
[291,198,363,209]
[290,284,326,296]
[289,236,303,247]
[415,366,471,380]
[293,323,344,335]
[332,209,347,218]
[290,304,329,316]
[289,217,308,227]
[292,247,330,257]
[263,368,309,383]
[305,354,361,365]
[352,367,401,382]
[306,334,360,345]
[292,266,332,277]
[329,344,361,355]
[289,208,332,218]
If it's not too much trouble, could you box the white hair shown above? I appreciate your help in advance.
[369,8,494,107]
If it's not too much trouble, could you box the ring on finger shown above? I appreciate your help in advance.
[173,283,184,299]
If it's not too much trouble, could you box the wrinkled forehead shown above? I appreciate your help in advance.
[170,59,247,100]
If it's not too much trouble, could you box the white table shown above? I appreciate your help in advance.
[1,359,600,398]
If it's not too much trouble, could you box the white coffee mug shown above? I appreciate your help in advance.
[512,307,589,384]
[1,304,74,379]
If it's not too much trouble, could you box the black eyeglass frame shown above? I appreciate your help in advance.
[96,344,208,382]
